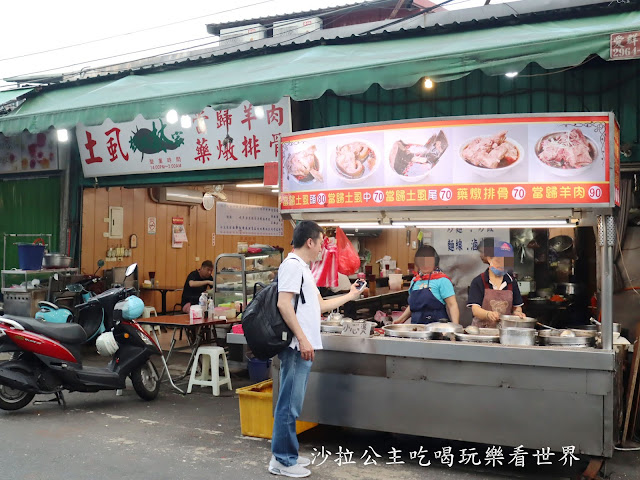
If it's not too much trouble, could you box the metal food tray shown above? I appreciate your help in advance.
[321,321,344,333]
[455,332,500,343]
[382,324,433,339]
[538,329,596,347]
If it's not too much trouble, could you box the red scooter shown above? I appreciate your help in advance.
[0,264,161,411]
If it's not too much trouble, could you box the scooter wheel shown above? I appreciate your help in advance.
[131,360,160,401]
[0,385,35,411]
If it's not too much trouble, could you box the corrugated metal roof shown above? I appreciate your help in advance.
[205,0,414,35]
[5,0,635,85]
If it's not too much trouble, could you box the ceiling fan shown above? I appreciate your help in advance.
[202,184,228,209]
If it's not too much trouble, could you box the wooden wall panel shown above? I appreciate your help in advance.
[360,229,417,276]
[80,188,96,273]
[81,187,293,312]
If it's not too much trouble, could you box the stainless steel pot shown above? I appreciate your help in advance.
[500,327,536,346]
[555,283,581,296]
[499,315,537,329]
[42,253,72,268]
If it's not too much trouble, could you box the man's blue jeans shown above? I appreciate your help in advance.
[272,347,313,467]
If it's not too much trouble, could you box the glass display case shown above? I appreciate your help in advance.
[212,251,283,310]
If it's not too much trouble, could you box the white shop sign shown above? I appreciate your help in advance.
[216,202,284,237]
[77,98,291,177]
[432,228,509,256]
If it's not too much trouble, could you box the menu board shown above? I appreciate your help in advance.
[280,113,615,212]
[216,202,284,236]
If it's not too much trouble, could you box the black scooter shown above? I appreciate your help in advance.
[0,264,161,411]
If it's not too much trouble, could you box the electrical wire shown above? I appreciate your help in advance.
[0,0,279,63]
[517,55,598,78]
[5,0,394,80]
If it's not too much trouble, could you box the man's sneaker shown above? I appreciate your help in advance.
[271,455,311,467]
[268,457,311,477]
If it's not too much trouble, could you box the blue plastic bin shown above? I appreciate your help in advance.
[247,357,272,383]
[17,243,46,270]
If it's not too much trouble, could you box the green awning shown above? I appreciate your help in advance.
[0,88,33,106]
[1,11,639,135]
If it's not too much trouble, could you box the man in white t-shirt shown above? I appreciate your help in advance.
[269,221,362,478]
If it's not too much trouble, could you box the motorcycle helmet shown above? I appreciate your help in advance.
[96,331,119,356]
[120,296,145,320]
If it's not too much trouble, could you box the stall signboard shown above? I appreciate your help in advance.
[0,129,58,174]
[77,98,291,177]
[280,113,617,212]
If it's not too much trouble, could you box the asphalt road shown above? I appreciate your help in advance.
[1,353,639,480]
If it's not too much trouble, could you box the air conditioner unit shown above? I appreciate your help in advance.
[149,187,203,206]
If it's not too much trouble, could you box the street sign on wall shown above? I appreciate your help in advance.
[610,31,640,60]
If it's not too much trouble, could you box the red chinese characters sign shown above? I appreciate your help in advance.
[280,113,617,212]
[77,98,291,177]
[610,31,640,60]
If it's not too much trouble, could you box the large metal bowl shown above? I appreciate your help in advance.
[425,322,464,334]
[42,253,72,268]
[538,329,595,347]
[383,324,433,339]
[499,315,537,329]
[500,327,536,346]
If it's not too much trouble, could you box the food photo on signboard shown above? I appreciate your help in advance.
[383,127,452,185]
[452,123,529,183]
[527,123,606,183]
[326,132,384,188]
[281,139,326,192]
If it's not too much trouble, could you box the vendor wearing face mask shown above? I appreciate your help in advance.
[467,241,525,328]
[393,245,459,325]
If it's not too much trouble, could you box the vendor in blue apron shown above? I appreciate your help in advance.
[393,245,460,325]
[467,241,526,328]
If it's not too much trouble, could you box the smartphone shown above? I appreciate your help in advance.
[355,279,367,290]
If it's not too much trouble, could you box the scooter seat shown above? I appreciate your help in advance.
[3,315,88,345]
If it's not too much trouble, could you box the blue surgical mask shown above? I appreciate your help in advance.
[490,266,505,276]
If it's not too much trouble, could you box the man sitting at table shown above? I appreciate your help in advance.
[181,260,214,313]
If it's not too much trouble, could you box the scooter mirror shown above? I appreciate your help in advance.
[97,259,105,268]
[125,263,138,278]
[67,283,83,293]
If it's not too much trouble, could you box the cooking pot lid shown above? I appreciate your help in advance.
[549,235,573,253]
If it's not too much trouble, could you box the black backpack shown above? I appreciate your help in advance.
[242,261,305,360]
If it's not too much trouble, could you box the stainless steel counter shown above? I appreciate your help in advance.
[229,332,616,457]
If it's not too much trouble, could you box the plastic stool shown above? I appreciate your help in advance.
[186,346,232,396]
[142,306,161,335]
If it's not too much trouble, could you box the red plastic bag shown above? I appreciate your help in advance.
[336,227,360,276]
[311,237,338,287]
